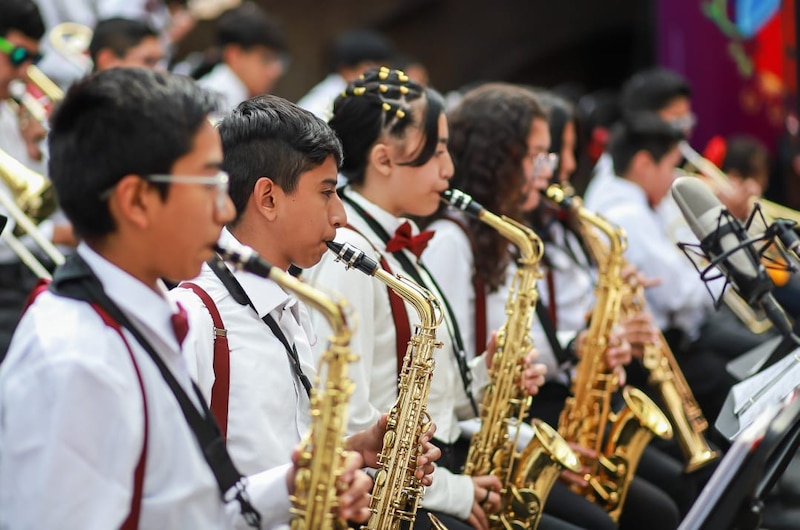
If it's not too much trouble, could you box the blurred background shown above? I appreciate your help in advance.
[172,0,798,205]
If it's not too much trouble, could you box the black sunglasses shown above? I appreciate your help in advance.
[0,36,42,66]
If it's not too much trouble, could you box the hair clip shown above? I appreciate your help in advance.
[396,109,406,119]
[353,87,366,96]
[397,71,409,83]
[379,84,388,93]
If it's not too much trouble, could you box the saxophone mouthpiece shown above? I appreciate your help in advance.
[326,241,380,276]
[441,188,484,217]
[214,242,273,278]
[542,184,574,211]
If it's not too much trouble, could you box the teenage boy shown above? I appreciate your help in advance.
[171,94,439,518]
[89,17,166,72]
[0,68,370,528]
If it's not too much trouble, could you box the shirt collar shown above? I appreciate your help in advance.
[206,63,248,110]
[341,186,424,242]
[218,228,293,319]
[77,242,182,350]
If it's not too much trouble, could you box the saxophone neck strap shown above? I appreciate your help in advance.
[207,255,312,398]
[341,189,478,414]
[50,253,261,527]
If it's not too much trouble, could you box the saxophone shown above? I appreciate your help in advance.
[547,184,720,473]
[544,186,673,522]
[214,243,356,530]
[620,260,721,473]
[326,240,443,530]
[442,189,581,529]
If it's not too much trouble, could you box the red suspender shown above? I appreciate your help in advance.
[545,269,558,330]
[473,276,487,357]
[344,225,411,376]
[435,217,488,355]
[178,282,230,440]
[26,281,148,529]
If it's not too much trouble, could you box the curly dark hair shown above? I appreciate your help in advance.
[444,83,546,291]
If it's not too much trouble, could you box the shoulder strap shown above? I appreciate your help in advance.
[341,191,478,414]
[26,278,148,530]
[178,282,231,440]
[344,223,410,377]
[206,255,312,398]
[48,254,261,527]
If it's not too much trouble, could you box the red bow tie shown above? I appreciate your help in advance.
[385,221,434,259]
[171,302,189,347]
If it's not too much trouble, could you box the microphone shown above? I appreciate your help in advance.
[671,177,793,337]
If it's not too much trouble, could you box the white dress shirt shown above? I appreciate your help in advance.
[171,228,315,477]
[424,218,564,381]
[0,243,292,529]
[296,73,346,122]
[198,63,249,118]
[583,175,713,338]
[306,187,490,519]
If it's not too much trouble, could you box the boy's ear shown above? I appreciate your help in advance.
[629,150,654,180]
[252,176,279,221]
[110,174,154,229]
[369,143,392,177]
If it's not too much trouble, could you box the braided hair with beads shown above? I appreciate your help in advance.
[328,66,446,184]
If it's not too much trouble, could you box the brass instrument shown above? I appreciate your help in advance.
[10,22,92,125]
[548,183,719,473]
[621,274,720,473]
[326,240,442,530]
[442,189,581,528]
[214,243,356,529]
[547,186,673,522]
[0,148,64,278]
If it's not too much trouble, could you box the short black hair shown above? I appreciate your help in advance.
[216,2,286,52]
[89,17,158,68]
[48,69,219,240]
[721,134,769,180]
[329,67,443,185]
[329,29,394,72]
[218,94,343,225]
[609,113,684,176]
[621,67,692,116]
[0,0,45,40]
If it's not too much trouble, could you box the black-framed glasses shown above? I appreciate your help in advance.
[0,36,42,66]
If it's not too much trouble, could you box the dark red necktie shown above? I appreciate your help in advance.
[385,221,435,259]
[171,302,189,347]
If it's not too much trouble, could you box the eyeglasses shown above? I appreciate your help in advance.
[0,36,43,67]
[532,152,559,177]
[98,171,230,211]
[667,113,697,133]
[145,172,230,211]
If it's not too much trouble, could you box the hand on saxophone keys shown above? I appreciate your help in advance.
[521,349,548,396]
[469,475,503,530]
[288,447,373,524]
[345,413,441,487]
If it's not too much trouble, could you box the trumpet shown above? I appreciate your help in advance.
[10,22,92,126]
[0,148,64,279]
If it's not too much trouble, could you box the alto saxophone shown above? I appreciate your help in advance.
[442,190,581,529]
[547,184,720,473]
[621,270,720,473]
[326,240,443,530]
[545,186,673,522]
[214,243,356,530]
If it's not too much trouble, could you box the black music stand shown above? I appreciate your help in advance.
[680,390,800,530]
